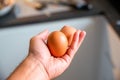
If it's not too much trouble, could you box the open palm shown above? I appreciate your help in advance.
[29,29,86,79]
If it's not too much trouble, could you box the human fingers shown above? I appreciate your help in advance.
[66,30,86,59]
[29,29,50,55]
[77,31,86,48]
[29,30,51,62]
[36,29,49,41]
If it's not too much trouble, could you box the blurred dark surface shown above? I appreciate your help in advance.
[0,0,120,36]
[109,0,120,14]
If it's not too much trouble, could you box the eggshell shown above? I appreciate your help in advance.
[47,31,68,57]
[60,25,76,46]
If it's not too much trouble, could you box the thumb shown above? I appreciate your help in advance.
[37,29,49,41]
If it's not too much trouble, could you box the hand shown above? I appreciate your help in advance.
[29,29,86,79]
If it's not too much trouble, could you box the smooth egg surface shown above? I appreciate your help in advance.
[61,25,76,46]
[47,31,68,57]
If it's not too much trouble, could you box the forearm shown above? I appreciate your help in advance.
[7,54,50,80]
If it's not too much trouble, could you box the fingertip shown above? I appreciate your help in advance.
[37,29,49,35]
[82,31,86,35]
[76,30,81,33]
[43,29,49,39]
[36,29,49,41]
[43,29,49,34]
[80,31,86,38]
[73,30,81,39]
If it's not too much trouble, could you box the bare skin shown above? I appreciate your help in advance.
[7,29,86,80]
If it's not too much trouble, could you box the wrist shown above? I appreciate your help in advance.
[27,54,50,80]
[7,54,50,80]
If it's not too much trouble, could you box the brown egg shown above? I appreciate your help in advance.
[47,31,68,57]
[60,25,76,46]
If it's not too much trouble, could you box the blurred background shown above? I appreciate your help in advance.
[0,0,120,80]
